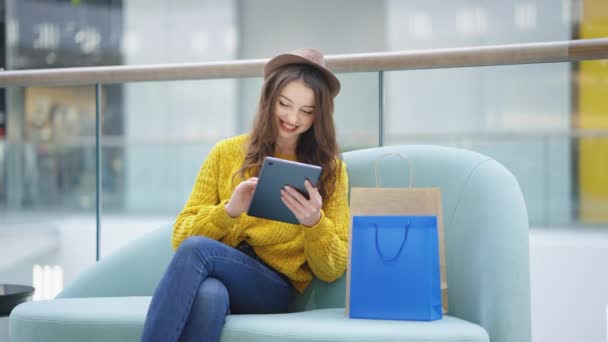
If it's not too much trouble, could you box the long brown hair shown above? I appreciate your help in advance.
[236,63,341,200]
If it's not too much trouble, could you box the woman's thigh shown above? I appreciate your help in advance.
[181,236,294,314]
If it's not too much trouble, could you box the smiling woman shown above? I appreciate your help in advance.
[140,48,350,342]
[275,80,316,144]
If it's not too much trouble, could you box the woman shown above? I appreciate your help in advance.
[141,48,350,342]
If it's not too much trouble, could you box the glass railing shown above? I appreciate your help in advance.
[0,85,97,299]
[1,39,607,297]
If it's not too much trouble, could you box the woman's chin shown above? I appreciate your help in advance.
[278,131,298,140]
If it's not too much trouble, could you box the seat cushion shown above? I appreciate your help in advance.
[10,297,148,342]
[10,297,488,342]
[223,308,489,342]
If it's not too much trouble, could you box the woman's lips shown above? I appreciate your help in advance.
[280,119,298,133]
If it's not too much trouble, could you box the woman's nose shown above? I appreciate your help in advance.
[283,109,299,124]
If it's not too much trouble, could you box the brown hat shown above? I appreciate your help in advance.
[264,48,341,98]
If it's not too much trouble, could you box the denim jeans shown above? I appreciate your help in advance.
[141,236,294,342]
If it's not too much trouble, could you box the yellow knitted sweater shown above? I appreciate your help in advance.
[172,134,350,293]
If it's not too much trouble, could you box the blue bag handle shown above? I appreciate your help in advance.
[374,221,411,262]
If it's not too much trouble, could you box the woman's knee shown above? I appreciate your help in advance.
[177,236,220,257]
[181,278,230,341]
[194,278,229,314]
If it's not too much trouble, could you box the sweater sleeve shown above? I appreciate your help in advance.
[171,142,240,250]
[302,161,350,282]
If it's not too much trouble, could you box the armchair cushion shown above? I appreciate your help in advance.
[10,297,488,342]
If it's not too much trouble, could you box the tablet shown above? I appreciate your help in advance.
[247,156,322,225]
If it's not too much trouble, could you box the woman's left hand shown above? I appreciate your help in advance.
[281,180,323,227]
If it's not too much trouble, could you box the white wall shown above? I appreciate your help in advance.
[530,228,608,342]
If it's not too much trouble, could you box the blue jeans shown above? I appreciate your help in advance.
[141,236,294,342]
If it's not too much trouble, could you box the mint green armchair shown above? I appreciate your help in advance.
[10,145,531,342]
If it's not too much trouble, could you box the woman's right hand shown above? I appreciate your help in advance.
[225,177,258,218]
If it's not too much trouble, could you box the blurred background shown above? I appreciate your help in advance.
[0,0,607,341]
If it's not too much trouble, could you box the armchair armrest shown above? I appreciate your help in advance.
[447,159,531,342]
[57,225,174,299]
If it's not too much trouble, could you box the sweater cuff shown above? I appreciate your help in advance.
[207,199,241,230]
[303,209,328,241]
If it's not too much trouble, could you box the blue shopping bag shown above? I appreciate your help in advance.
[348,215,442,321]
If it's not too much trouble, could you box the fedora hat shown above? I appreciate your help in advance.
[264,48,341,98]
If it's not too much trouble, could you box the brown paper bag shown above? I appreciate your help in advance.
[346,153,448,315]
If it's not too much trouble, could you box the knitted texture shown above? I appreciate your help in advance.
[172,134,350,293]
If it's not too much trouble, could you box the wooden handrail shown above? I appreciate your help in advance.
[1,38,607,87]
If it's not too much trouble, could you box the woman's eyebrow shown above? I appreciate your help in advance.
[279,95,293,103]
[279,95,315,108]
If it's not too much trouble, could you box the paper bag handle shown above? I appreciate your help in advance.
[374,221,410,262]
[374,153,415,188]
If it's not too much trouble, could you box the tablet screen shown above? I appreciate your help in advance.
[247,157,322,225]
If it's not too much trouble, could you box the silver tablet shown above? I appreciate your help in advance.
[247,156,322,225]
